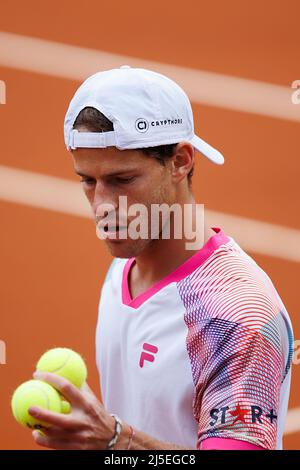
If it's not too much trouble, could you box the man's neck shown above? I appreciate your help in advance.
[128,199,215,299]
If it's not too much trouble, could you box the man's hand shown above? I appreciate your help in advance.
[29,371,116,450]
[29,371,194,451]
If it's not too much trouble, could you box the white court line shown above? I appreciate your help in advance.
[206,211,300,263]
[284,408,300,435]
[0,31,299,122]
[0,164,300,263]
[0,165,91,218]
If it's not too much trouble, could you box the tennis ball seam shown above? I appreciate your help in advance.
[36,348,87,388]
[39,349,72,374]
[13,382,52,426]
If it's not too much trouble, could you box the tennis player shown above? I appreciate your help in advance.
[30,66,293,450]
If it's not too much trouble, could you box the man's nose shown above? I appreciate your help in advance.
[92,181,118,218]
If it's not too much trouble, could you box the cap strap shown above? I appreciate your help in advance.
[68,129,117,150]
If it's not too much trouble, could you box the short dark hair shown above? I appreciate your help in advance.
[73,107,194,185]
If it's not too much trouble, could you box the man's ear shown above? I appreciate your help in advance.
[171,142,194,184]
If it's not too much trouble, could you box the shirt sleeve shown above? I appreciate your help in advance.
[188,311,291,450]
[200,437,264,450]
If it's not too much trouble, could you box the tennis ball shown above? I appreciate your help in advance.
[36,348,87,389]
[11,379,70,429]
[61,399,71,414]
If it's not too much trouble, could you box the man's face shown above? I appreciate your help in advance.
[71,146,177,258]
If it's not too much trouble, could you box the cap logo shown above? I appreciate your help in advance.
[151,118,183,127]
[135,118,149,133]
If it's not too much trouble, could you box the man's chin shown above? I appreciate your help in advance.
[104,238,145,259]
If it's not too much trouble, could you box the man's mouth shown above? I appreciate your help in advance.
[96,220,129,240]
[103,226,127,232]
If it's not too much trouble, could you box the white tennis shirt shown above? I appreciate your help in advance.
[96,227,293,449]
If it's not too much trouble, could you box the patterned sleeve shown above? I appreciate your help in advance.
[180,258,293,449]
[181,280,293,450]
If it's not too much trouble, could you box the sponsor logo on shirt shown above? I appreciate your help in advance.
[139,343,158,368]
[209,404,278,426]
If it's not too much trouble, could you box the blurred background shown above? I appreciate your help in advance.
[0,0,299,450]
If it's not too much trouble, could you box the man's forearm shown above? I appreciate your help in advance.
[113,423,196,450]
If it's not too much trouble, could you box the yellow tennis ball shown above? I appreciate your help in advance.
[36,348,87,389]
[11,379,69,429]
[60,399,71,414]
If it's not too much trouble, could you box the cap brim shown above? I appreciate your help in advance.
[190,135,224,165]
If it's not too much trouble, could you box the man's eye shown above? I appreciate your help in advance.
[115,176,135,184]
[80,178,95,186]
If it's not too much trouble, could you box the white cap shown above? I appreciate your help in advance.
[64,66,224,165]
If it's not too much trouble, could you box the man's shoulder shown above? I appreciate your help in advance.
[182,237,286,331]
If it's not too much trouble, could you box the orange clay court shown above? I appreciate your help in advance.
[0,0,299,450]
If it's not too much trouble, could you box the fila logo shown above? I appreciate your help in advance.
[139,343,158,368]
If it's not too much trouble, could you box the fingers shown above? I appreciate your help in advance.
[33,371,86,408]
[35,425,69,439]
[80,382,97,400]
[29,406,81,429]
[81,381,93,394]
[32,430,82,450]
[29,372,107,450]
[39,425,83,440]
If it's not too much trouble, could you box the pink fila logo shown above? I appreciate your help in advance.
[139,343,158,368]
